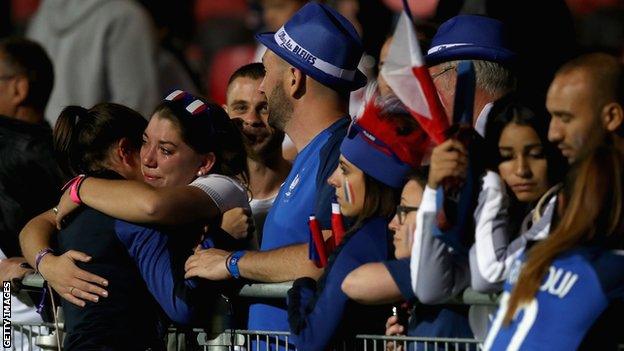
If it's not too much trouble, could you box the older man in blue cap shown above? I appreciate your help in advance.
[405,14,519,339]
[415,14,519,219]
[183,1,367,344]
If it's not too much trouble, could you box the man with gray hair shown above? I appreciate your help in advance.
[425,15,517,135]
[405,14,519,339]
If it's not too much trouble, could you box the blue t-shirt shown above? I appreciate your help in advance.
[484,246,624,351]
[248,118,349,334]
[384,258,473,344]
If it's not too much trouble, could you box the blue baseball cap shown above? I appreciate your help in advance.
[425,15,516,66]
[256,2,367,92]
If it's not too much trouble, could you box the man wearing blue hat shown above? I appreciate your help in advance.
[183,1,367,344]
[406,14,519,338]
[426,14,516,137]
[414,14,518,228]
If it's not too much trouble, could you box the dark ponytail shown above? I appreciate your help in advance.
[54,106,90,176]
[53,103,147,176]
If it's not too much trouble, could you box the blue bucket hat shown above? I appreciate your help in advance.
[256,2,367,92]
[425,15,515,66]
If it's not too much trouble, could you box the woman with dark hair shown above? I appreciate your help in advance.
[341,169,475,348]
[469,99,568,293]
[21,102,208,350]
[54,89,249,228]
[484,137,624,350]
[409,99,568,310]
[21,91,253,305]
[280,97,428,350]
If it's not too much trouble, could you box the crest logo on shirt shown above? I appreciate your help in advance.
[284,173,301,199]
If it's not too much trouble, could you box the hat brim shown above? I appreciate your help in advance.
[425,45,516,66]
[256,32,367,92]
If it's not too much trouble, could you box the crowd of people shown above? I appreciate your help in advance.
[1,0,623,350]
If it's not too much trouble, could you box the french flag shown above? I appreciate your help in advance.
[380,3,449,145]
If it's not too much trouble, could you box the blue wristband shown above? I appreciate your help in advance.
[228,251,246,279]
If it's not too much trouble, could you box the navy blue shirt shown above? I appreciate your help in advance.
[288,217,391,350]
[58,207,201,350]
[385,258,473,346]
[249,117,349,335]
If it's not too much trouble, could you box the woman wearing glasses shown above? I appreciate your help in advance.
[341,171,424,303]
[342,169,475,347]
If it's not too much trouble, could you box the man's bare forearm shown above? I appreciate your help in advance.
[238,243,323,282]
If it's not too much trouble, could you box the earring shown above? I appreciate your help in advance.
[197,170,204,177]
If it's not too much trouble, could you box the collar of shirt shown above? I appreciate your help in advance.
[474,102,493,137]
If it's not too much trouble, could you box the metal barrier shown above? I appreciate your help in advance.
[239,281,499,306]
[8,274,495,350]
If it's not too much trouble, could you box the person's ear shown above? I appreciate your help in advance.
[287,67,306,98]
[11,76,29,106]
[117,138,138,166]
[222,104,229,114]
[196,152,216,177]
[602,102,624,133]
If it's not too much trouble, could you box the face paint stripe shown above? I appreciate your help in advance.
[343,178,354,205]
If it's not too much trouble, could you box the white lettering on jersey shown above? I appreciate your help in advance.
[508,260,578,299]
[540,266,578,298]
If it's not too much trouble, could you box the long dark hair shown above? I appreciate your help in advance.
[485,97,567,186]
[504,136,624,324]
[485,97,568,231]
[153,96,249,185]
[53,103,147,176]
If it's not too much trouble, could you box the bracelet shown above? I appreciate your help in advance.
[61,174,87,204]
[35,248,54,273]
[224,252,235,278]
[227,251,246,279]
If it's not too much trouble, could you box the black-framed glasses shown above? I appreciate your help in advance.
[396,205,419,225]
[430,65,455,80]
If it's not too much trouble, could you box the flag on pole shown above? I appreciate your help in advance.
[380,6,449,145]
[308,216,328,268]
[434,61,480,255]
[331,202,345,247]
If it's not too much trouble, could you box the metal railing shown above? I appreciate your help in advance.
[7,274,495,350]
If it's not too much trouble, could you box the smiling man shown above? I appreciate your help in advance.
[224,63,291,245]
[183,3,367,347]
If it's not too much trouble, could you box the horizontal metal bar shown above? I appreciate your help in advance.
[21,273,45,288]
[22,274,500,305]
[238,281,293,298]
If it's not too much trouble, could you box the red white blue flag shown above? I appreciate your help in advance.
[380,7,449,144]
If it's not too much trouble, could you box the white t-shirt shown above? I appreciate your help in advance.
[249,195,277,246]
[189,174,250,213]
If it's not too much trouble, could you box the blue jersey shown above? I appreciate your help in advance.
[288,217,390,350]
[248,118,349,334]
[484,247,624,351]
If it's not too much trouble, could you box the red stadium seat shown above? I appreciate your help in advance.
[206,44,256,105]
